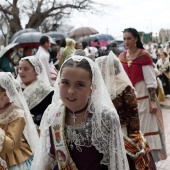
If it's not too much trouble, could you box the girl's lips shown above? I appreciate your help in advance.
[20,76,26,78]
[67,97,76,102]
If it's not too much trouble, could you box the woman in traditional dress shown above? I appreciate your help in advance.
[96,51,156,170]
[0,72,39,170]
[18,56,54,127]
[31,55,129,170]
[119,27,167,162]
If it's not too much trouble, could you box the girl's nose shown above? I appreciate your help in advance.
[68,87,75,95]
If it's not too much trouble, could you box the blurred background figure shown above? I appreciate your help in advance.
[58,38,76,69]
[36,35,56,86]
[0,49,17,77]
[152,45,159,63]
[49,45,59,65]
[156,51,170,97]
[107,41,122,56]
[75,42,83,50]
[82,41,98,57]
[23,47,33,58]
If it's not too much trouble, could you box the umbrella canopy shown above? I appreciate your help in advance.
[45,31,67,41]
[12,32,56,48]
[69,27,99,38]
[0,43,19,58]
[82,36,99,42]
[10,28,39,43]
[97,34,114,41]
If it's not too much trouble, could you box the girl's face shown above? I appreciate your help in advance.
[160,52,166,59]
[18,60,37,86]
[0,90,8,109]
[59,67,92,112]
[123,32,137,49]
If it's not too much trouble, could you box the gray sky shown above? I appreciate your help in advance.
[1,0,170,41]
[69,0,170,40]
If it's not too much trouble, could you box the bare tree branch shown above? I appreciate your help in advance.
[0,0,103,34]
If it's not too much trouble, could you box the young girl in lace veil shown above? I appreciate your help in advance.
[0,72,39,170]
[96,51,157,170]
[31,55,129,170]
[18,56,54,127]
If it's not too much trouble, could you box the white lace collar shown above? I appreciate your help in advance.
[22,78,53,110]
[0,104,24,124]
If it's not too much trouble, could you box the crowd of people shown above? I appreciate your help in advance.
[0,28,169,170]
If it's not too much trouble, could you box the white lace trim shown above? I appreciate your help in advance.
[20,56,43,74]
[96,51,134,99]
[0,157,7,168]
[22,79,53,109]
[65,113,93,152]
[0,128,5,152]
[0,104,24,124]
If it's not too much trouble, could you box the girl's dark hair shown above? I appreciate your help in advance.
[22,59,34,67]
[61,58,92,81]
[0,86,5,92]
[21,59,36,72]
[4,48,14,57]
[123,28,144,49]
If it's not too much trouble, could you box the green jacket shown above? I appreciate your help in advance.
[0,56,15,72]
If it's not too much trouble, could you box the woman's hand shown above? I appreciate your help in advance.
[149,100,157,114]
[50,68,58,81]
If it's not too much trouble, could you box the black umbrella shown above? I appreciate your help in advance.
[12,32,56,48]
[10,28,39,43]
[45,31,67,41]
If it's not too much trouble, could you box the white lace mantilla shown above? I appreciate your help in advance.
[96,51,134,99]
[23,79,53,110]
[65,113,93,152]
[66,106,128,167]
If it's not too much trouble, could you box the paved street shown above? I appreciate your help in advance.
[156,98,170,170]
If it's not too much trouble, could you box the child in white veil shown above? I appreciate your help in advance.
[31,55,129,170]
[0,72,39,170]
[18,56,54,127]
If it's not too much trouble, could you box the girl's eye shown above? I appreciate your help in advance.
[24,68,29,71]
[77,83,84,88]
[19,67,29,71]
[61,81,69,85]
